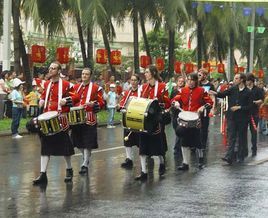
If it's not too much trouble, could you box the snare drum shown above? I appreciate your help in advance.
[38,111,61,136]
[122,97,161,133]
[67,106,86,125]
[178,111,200,128]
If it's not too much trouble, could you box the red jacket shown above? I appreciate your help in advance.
[73,82,105,111]
[119,89,138,108]
[41,79,79,113]
[73,82,105,125]
[172,86,213,112]
[140,82,171,109]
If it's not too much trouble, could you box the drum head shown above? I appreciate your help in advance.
[178,111,199,121]
[38,111,58,121]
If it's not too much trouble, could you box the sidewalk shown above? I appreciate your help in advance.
[0,121,121,137]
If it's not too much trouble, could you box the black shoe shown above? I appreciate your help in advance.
[252,151,257,157]
[159,163,166,176]
[64,168,73,183]
[135,172,148,181]
[221,157,232,165]
[121,158,133,169]
[198,157,204,168]
[177,163,189,171]
[33,172,48,185]
[79,166,88,175]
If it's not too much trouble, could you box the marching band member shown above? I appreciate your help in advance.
[173,73,213,170]
[72,68,105,175]
[33,61,79,185]
[198,69,216,150]
[119,74,141,169]
[135,65,171,181]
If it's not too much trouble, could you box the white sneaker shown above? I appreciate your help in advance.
[111,125,116,128]
[107,125,112,128]
[12,134,23,139]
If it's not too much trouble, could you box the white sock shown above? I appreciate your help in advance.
[82,148,91,167]
[158,156,164,164]
[126,147,133,160]
[181,147,190,165]
[140,155,147,173]
[197,149,203,158]
[64,156,72,169]
[40,155,50,172]
[80,148,84,160]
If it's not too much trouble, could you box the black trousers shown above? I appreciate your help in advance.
[200,116,210,149]
[249,115,259,153]
[225,119,248,161]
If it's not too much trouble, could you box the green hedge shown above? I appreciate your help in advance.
[0,110,122,132]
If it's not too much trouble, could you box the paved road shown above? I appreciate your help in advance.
[0,118,268,217]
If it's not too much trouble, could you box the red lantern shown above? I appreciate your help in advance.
[239,66,245,73]
[174,61,182,74]
[234,65,239,74]
[31,45,46,63]
[96,49,107,64]
[258,69,264,78]
[185,62,194,74]
[202,62,211,72]
[56,47,69,64]
[156,58,165,71]
[217,63,225,73]
[110,50,121,65]
[140,55,151,68]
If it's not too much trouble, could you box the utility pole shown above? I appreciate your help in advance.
[2,0,12,71]
[249,5,255,74]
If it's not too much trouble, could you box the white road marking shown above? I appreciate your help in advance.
[73,146,124,156]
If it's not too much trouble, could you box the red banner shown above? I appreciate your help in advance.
[156,58,165,71]
[56,47,69,64]
[96,49,108,64]
[140,55,151,68]
[110,50,121,65]
[31,45,46,63]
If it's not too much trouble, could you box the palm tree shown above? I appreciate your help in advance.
[159,0,188,77]
[12,0,32,91]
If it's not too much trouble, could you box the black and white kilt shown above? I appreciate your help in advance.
[39,130,74,156]
[71,124,98,149]
[139,124,167,156]
[123,129,140,147]
[176,126,201,148]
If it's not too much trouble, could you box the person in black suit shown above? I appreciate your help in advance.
[209,73,253,164]
[246,73,264,156]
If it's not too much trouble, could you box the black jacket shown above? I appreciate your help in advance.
[216,85,253,122]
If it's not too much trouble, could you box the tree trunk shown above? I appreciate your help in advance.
[133,0,140,74]
[12,0,31,91]
[75,12,87,67]
[12,0,21,74]
[216,36,222,63]
[229,30,235,80]
[197,20,202,69]
[101,27,115,75]
[168,29,175,79]
[201,32,208,62]
[86,24,94,69]
[140,12,151,60]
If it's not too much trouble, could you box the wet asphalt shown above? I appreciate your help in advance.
[0,117,268,217]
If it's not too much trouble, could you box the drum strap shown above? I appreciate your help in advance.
[44,79,63,111]
[77,82,93,104]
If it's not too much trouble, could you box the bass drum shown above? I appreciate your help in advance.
[122,96,161,133]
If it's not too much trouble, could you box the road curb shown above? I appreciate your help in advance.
[0,121,121,137]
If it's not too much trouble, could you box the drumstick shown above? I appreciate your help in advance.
[124,131,132,141]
